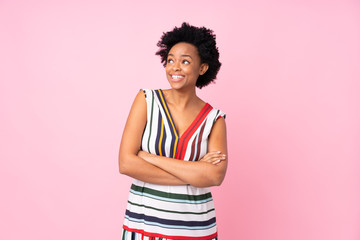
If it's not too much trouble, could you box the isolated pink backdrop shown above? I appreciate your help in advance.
[1,0,359,239]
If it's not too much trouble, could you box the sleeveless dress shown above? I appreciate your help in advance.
[122,89,226,240]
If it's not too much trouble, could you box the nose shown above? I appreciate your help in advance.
[173,61,181,71]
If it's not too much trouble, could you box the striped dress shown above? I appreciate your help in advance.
[122,89,226,240]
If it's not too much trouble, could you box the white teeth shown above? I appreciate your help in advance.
[172,75,183,79]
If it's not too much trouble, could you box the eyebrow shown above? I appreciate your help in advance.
[168,53,193,59]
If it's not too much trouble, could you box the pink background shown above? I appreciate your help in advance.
[1,0,359,239]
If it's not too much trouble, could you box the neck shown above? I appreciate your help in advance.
[167,88,198,109]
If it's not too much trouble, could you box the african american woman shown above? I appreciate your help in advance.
[118,22,228,240]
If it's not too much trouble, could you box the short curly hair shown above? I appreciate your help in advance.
[155,22,221,89]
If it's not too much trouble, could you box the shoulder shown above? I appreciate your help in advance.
[206,103,226,122]
[207,105,227,152]
[130,89,148,111]
[124,89,148,130]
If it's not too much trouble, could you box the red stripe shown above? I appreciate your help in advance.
[123,225,217,240]
[216,115,224,121]
[177,105,211,160]
[194,123,206,161]
[176,104,213,160]
[175,104,210,159]
[188,123,206,161]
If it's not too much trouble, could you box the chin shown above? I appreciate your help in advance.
[168,83,183,90]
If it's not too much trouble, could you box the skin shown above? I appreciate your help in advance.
[118,42,228,187]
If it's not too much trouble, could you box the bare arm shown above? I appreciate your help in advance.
[138,117,228,188]
[118,90,187,185]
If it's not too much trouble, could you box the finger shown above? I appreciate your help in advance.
[204,152,225,159]
[206,156,226,164]
[208,154,226,160]
[203,151,222,157]
[202,155,225,162]
[204,154,226,161]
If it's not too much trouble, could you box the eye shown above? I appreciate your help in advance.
[183,60,190,64]
[167,59,174,64]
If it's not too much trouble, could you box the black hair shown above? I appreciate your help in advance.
[155,22,221,89]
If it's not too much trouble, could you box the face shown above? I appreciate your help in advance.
[165,42,208,90]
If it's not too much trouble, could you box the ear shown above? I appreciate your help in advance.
[199,63,209,75]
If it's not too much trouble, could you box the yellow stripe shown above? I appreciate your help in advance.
[158,90,179,158]
[172,136,178,158]
[158,120,164,156]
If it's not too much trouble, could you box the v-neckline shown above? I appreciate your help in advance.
[159,89,209,140]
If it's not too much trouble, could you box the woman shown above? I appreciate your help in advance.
[118,22,228,240]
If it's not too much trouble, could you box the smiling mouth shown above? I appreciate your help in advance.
[171,75,184,79]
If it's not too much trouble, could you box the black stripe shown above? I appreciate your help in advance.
[161,123,166,157]
[127,200,215,215]
[155,113,162,156]
[125,210,216,227]
[147,90,154,153]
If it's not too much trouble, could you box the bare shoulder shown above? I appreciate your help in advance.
[210,116,227,137]
[124,89,147,131]
[208,116,227,154]
[134,89,147,104]
[129,90,147,113]
[119,90,147,155]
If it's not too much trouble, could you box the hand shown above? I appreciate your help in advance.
[199,151,226,165]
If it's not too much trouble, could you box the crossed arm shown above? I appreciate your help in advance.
[118,91,228,188]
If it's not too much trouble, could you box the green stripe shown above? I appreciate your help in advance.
[128,200,215,215]
[131,184,212,201]
[213,109,220,124]
[122,229,126,240]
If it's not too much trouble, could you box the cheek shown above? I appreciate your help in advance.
[165,66,171,73]
[183,65,195,73]
[188,66,201,75]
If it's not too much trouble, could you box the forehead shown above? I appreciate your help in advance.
[168,42,199,57]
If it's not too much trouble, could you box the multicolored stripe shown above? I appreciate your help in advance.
[155,89,179,158]
[122,89,226,240]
